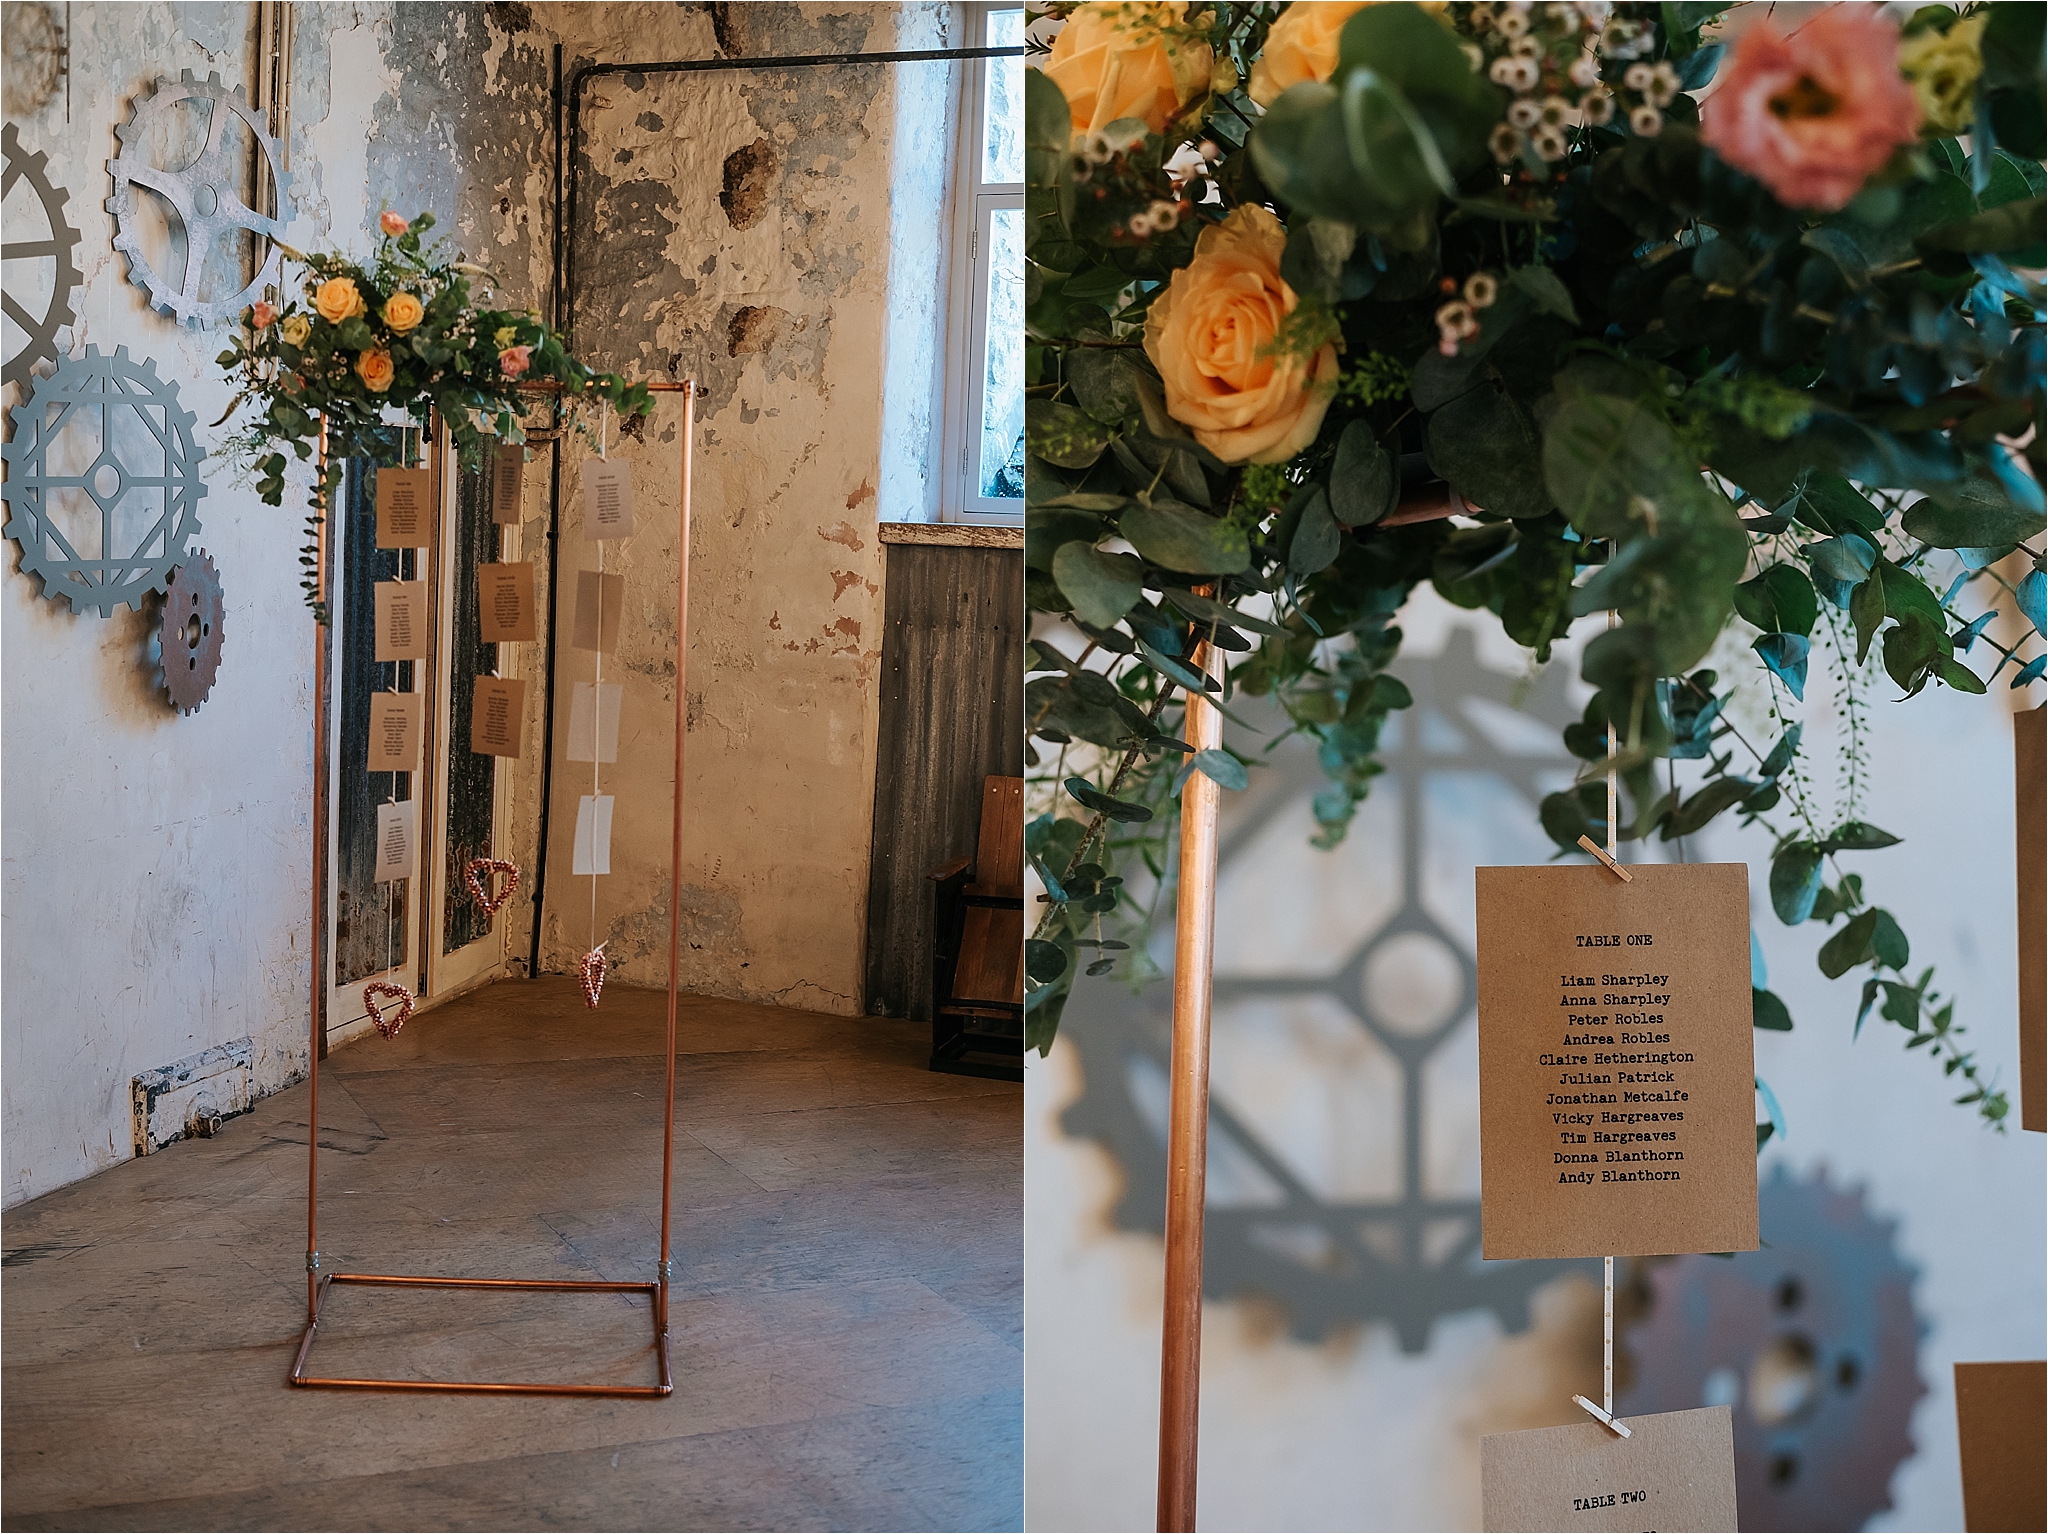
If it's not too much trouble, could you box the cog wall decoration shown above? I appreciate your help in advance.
[1,1,65,119]
[157,551,225,714]
[2,122,83,394]
[1619,1164,1925,1532]
[1,345,208,616]
[107,70,293,328]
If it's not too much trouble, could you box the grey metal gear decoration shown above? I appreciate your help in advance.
[157,550,225,715]
[3,121,83,394]
[1,345,208,616]
[1619,1163,1925,1532]
[1061,629,1597,1350]
[106,69,293,328]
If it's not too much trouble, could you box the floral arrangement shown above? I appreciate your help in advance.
[1024,1,2046,1127]
[216,210,652,619]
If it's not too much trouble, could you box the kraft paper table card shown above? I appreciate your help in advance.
[492,443,525,525]
[1955,1360,2046,1532]
[373,799,416,885]
[477,562,537,644]
[1481,1406,1737,1532]
[582,458,636,540]
[2018,704,2043,1133]
[1476,862,1758,1259]
[566,681,622,764]
[572,794,614,876]
[375,466,431,548]
[373,580,429,662]
[366,692,421,772]
[572,569,624,654]
[469,676,526,757]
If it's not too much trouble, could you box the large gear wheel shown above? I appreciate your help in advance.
[1,345,208,616]
[2,121,83,395]
[106,69,294,329]
[157,551,225,714]
[1618,1164,1925,1532]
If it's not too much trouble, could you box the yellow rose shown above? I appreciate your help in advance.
[1899,13,1986,135]
[1040,2,1213,137]
[314,276,363,325]
[280,314,312,347]
[1248,1,1369,107]
[1142,204,1339,465]
[356,348,395,393]
[382,291,425,335]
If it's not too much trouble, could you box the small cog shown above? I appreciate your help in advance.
[157,551,225,715]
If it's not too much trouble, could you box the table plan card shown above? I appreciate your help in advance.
[572,569,624,654]
[492,443,526,525]
[566,681,622,764]
[1476,862,1758,1259]
[374,799,416,884]
[367,692,422,771]
[582,458,636,540]
[373,580,429,661]
[1480,1406,1737,1532]
[375,466,431,548]
[1955,1361,2046,1532]
[572,794,614,876]
[477,562,537,643]
[469,675,526,757]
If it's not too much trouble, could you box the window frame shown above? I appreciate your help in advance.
[937,3,1025,525]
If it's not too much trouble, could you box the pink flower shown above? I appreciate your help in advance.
[380,210,410,237]
[1701,5,1920,213]
[250,300,276,329]
[498,344,531,379]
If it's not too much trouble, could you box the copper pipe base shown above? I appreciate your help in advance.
[290,1272,672,1396]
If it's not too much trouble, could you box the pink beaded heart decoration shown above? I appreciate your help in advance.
[579,946,607,1010]
[363,981,415,1040]
[465,858,520,917]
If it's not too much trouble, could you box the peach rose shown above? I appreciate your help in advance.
[1040,2,1213,137]
[1248,1,1369,107]
[356,348,395,393]
[250,300,276,329]
[498,344,532,379]
[1142,203,1339,465]
[1701,4,1920,212]
[382,291,425,335]
[314,276,364,325]
[380,210,410,237]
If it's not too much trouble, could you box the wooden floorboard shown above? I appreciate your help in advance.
[1,978,1021,1532]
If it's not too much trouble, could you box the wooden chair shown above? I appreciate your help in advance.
[928,776,1024,1080]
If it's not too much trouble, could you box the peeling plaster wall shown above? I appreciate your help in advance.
[529,2,962,1014]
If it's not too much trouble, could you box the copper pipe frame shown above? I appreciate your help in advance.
[1158,636,1222,1533]
[294,381,697,1396]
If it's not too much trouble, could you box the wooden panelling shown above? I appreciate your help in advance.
[863,544,1023,1021]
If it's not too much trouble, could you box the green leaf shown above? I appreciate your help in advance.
[1753,633,1811,701]
[1753,988,1794,1032]
[1161,588,1289,637]
[1330,422,1398,527]
[1026,400,1114,469]
[1288,487,1342,575]
[1850,571,1886,663]
[1902,478,2047,548]
[1733,565,1819,637]
[1770,841,1825,925]
[1189,748,1249,791]
[1818,909,1880,978]
[1664,776,1758,839]
[1808,533,1878,584]
[1937,655,1989,693]
[1757,723,1803,781]
[1051,541,1143,628]
[1917,195,2048,253]
[1543,392,1688,538]
[1507,264,1580,325]
[1430,382,1551,519]
[1870,908,1910,971]
[1820,821,1902,853]
[1025,939,1070,984]
[1064,776,1153,823]
[1121,500,1252,575]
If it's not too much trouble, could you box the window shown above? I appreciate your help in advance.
[939,4,1025,523]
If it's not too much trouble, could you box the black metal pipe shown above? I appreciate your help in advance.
[528,40,1021,979]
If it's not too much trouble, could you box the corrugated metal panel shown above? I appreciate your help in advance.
[862,543,1023,1021]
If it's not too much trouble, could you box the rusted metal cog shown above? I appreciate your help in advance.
[158,551,225,714]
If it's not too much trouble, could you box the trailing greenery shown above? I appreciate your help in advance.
[1024,1,2046,1130]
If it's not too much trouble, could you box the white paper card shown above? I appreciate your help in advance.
[582,458,636,541]
[572,794,614,876]
[374,580,429,661]
[567,681,623,764]
[374,800,416,884]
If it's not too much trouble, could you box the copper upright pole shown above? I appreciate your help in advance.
[306,419,332,1323]
[659,381,696,1331]
[1159,637,1221,1533]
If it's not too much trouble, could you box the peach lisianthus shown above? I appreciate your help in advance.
[250,300,276,329]
[1039,2,1213,137]
[314,276,365,325]
[356,348,395,392]
[382,291,425,335]
[1248,1,1369,106]
[1700,4,1920,213]
[380,210,410,238]
[1142,203,1339,465]
[498,345,532,379]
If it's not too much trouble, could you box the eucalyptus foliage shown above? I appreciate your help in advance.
[1025,1,2046,1129]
